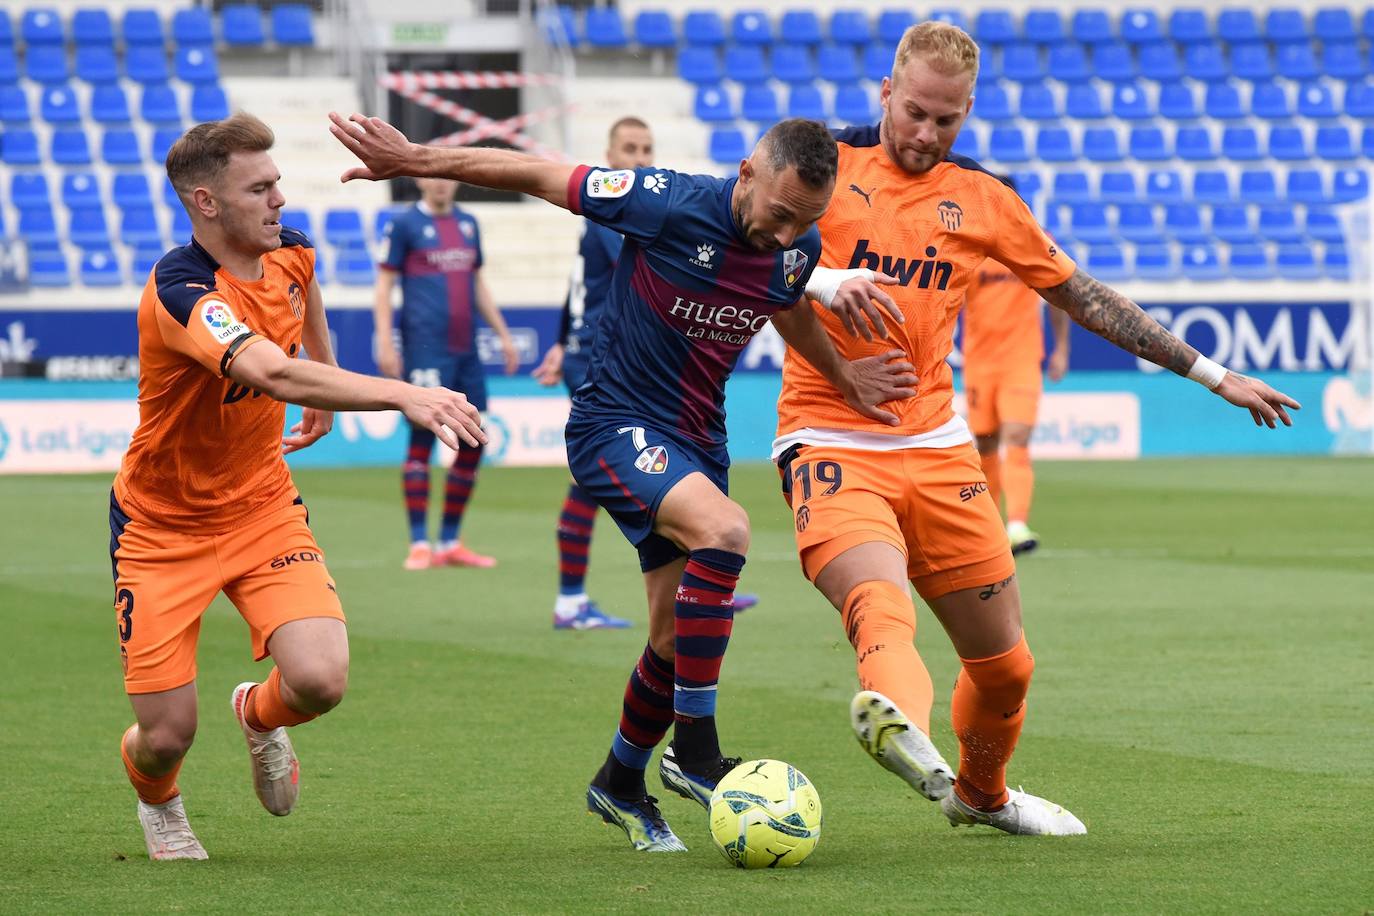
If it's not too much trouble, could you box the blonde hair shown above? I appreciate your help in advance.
[165,111,274,199]
[893,21,980,80]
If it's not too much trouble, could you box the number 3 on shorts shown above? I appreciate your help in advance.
[792,460,843,504]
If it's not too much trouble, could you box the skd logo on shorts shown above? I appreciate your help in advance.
[635,445,669,474]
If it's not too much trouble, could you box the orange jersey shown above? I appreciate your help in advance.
[776,126,1075,443]
[962,260,1045,370]
[114,229,315,531]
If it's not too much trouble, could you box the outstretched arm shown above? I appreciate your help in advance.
[1036,267,1300,427]
[329,112,576,209]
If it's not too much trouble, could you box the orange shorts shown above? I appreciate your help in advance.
[109,492,345,694]
[964,362,1043,436]
[780,443,1014,601]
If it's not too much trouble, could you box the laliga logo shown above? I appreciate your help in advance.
[203,304,232,329]
[0,420,9,461]
[482,413,510,464]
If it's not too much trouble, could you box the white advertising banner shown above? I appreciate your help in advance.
[0,399,137,473]
[954,391,1142,460]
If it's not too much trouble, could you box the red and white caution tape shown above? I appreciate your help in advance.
[381,71,563,91]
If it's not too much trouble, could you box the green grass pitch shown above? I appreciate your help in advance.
[1,458,1371,914]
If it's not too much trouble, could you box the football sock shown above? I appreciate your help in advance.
[557,483,598,598]
[122,725,181,805]
[604,644,676,797]
[244,667,317,732]
[438,444,483,543]
[672,548,744,768]
[951,633,1034,811]
[979,449,1003,517]
[403,427,435,543]
[1003,444,1033,527]
[841,580,934,733]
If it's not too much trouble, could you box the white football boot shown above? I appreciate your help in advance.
[850,690,954,801]
[137,795,208,861]
[1007,520,1040,556]
[941,785,1087,835]
[231,681,300,816]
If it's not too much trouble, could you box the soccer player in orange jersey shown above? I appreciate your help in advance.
[112,113,485,860]
[776,23,1300,835]
[961,201,1072,556]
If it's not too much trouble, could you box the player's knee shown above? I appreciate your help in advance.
[698,502,750,554]
[962,637,1034,700]
[141,723,196,764]
[284,664,349,713]
[975,434,1000,455]
[650,632,675,661]
[843,580,915,645]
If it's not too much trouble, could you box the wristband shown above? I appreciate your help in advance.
[1187,354,1227,390]
[805,266,873,307]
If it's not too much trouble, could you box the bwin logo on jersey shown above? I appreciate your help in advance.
[689,243,716,269]
[847,239,954,290]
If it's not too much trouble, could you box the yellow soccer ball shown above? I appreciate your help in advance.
[707,759,822,869]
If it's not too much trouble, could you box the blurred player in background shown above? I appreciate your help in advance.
[532,116,759,629]
[113,113,484,860]
[961,191,1071,555]
[331,111,914,852]
[776,22,1299,837]
[374,176,519,571]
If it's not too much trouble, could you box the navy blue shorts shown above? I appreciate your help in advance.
[562,350,591,394]
[404,351,488,412]
[565,417,729,570]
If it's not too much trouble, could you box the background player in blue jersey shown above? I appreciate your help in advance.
[373,176,519,571]
[332,111,915,852]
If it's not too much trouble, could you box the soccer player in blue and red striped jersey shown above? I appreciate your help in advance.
[373,177,519,571]
[332,111,915,852]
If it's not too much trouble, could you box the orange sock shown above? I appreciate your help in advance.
[1003,444,1033,526]
[950,634,1035,811]
[245,667,317,732]
[121,725,181,806]
[841,580,934,733]
[978,449,1002,517]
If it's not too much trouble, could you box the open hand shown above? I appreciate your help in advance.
[282,408,334,454]
[826,272,905,342]
[401,385,488,450]
[329,112,421,182]
[840,349,919,426]
[1215,372,1301,428]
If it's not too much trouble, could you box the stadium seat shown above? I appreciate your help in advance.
[988,126,1029,163]
[1048,45,1090,83]
[1070,204,1112,242]
[1193,169,1233,203]
[122,9,165,47]
[707,127,746,164]
[834,84,874,123]
[280,208,313,236]
[272,5,315,46]
[741,85,779,123]
[772,45,814,83]
[1221,126,1262,160]
[126,47,170,84]
[974,82,1012,121]
[1010,169,1042,200]
[974,10,1017,45]
[584,8,627,48]
[75,47,120,84]
[1112,83,1153,120]
[1138,43,1183,82]
[1065,84,1106,119]
[1251,82,1292,120]
[693,84,732,122]
[68,206,111,249]
[1166,205,1210,243]
[1332,168,1370,203]
[191,84,230,122]
[1217,9,1261,44]
[140,84,181,124]
[72,9,114,48]
[975,53,1001,87]
[1315,125,1356,160]
[816,45,859,83]
[778,10,822,46]
[1239,170,1280,204]
[324,209,366,247]
[1211,205,1253,243]
[950,126,982,159]
[724,46,769,84]
[678,48,721,84]
[176,46,219,84]
[1168,9,1211,44]
[29,248,71,287]
[1036,127,1075,162]
[1314,8,1355,42]
[1157,82,1199,120]
[171,207,192,242]
[1267,126,1308,160]
[926,10,970,33]
[828,9,869,46]
[1257,206,1302,243]
[1323,243,1350,280]
[1023,10,1065,45]
[1204,83,1245,120]
[101,129,142,165]
[112,173,153,210]
[39,86,80,124]
[539,7,576,48]
[1072,10,1114,44]
[1082,127,1122,162]
[875,9,915,44]
[1117,204,1159,243]
[862,43,896,82]
[27,47,70,84]
[1129,126,1169,160]
[1264,8,1307,44]
[1228,243,1272,280]
[61,171,101,208]
[1276,44,1318,80]
[333,245,376,287]
[80,249,123,286]
[787,84,825,119]
[11,173,51,209]
[1184,43,1229,82]
[1087,243,1129,281]
[22,8,65,45]
[1320,43,1366,80]
[1286,169,1327,204]
[1134,243,1175,280]
[1100,170,1140,204]
[1053,170,1092,203]
[2,128,40,165]
[1002,44,1045,83]
[1231,44,1273,81]
[1304,208,1344,243]
[1365,126,1374,158]
[1145,169,1185,203]
[51,128,92,165]
[162,175,180,208]
[0,49,18,84]
[1019,82,1060,120]
[222,5,267,47]
[1120,9,1163,44]
[1297,83,1337,120]
[1275,243,1319,279]
[132,243,163,280]
[1092,43,1136,82]
[173,8,215,46]
[682,11,725,46]
[152,128,182,164]
[19,206,60,245]
[728,10,770,46]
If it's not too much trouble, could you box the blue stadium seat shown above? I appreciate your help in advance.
[1365,126,1374,158]
[1010,169,1042,200]
[1320,42,1365,80]
[152,128,181,164]
[272,5,315,46]
[80,249,123,286]
[1072,10,1114,44]
[22,8,65,45]
[1023,10,1065,45]
[974,10,1017,45]
[0,9,11,45]
[786,84,825,119]
[1332,168,1370,203]
[724,46,769,83]
[1139,43,1183,81]
[1087,243,1129,281]
[127,47,169,84]
[1221,126,1261,160]
[1065,84,1106,119]
[1323,244,1350,280]
[72,9,114,47]
[773,45,815,83]
[1258,206,1302,243]
[1129,126,1169,160]
[1120,9,1164,44]
[68,206,111,248]
[1168,9,1212,44]
[1315,125,1356,160]
[729,10,769,46]
[1304,208,1344,243]
[191,84,230,122]
[1240,170,1280,203]
[741,84,779,123]
[834,84,873,123]
[1264,8,1307,44]
[989,126,1029,163]
[1092,43,1136,82]
[862,43,895,82]
[1158,82,1199,119]
[682,11,725,46]
[951,126,982,159]
[324,209,365,247]
[1297,82,1337,119]
[162,175,180,208]
[1193,169,1233,203]
[1145,169,1185,203]
[122,9,165,46]
[1035,127,1075,162]
[112,173,153,209]
[222,5,267,47]
[1228,243,1272,279]
[1019,82,1059,120]
[19,206,60,245]
[11,173,51,208]
[1002,44,1045,83]
[816,44,859,83]
[1112,82,1153,120]
[778,10,822,46]
[90,85,130,124]
[1069,204,1113,242]
[926,9,970,33]
[1117,204,1159,243]
[876,9,915,44]
[173,8,214,45]
[1217,9,1261,44]
[29,248,71,287]
[539,7,576,48]
[1315,8,1355,42]
[975,52,1001,86]
[1286,169,1327,204]
[101,128,142,165]
[1276,44,1318,80]
[1184,43,1229,82]
[40,85,81,124]
[693,85,732,122]
[1053,170,1092,203]
[1231,44,1273,81]
[829,9,869,45]
[1048,44,1090,82]
[75,47,119,83]
[176,46,219,84]
[1184,242,1230,279]
[334,245,376,287]
[584,8,628,48]
[708,127,746,164]
[677,48,721,84]
[974,82,1012,121]
[1134,243,1175,280]
[1268,126,1307,160]
[132,243,163,279]
[52,128,92,165]
[1100,170,1139,203]
[61,171,101,208]
[0,49,18,84]
[140,84,181,124]
[1251,81,1292,119]
[1205,83,1245,120]
[1082,127,1122,162]
[280,208,313,236]
[1275,243,1319,280]
[27,47,70,84]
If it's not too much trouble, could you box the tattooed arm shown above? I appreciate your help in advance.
[1037,268,1301,428]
